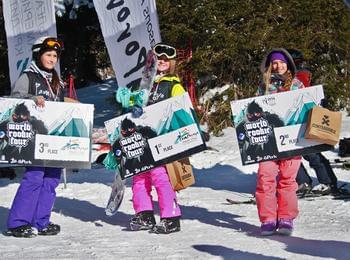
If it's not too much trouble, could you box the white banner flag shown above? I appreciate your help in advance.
[2,0,57,85]
[93,0,161,89]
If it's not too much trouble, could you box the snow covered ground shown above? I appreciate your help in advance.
[1,83,350,259]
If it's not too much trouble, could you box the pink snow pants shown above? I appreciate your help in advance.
[255,157,301,223]
[132,166,181,218]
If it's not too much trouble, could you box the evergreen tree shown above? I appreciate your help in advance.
[157,0,350,134]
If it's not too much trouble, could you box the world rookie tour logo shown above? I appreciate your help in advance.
[6,122,34,147]
[120,132,147,159]
[243,118,273,145]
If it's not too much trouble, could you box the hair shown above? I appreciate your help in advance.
[168,59,177,75]
[247,101,263,114]
[13,103,30,122]
[121,117,136,131]
[263,63,293,94]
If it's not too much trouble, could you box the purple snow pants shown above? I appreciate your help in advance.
[7,167,62,230]
[132,166,181,218]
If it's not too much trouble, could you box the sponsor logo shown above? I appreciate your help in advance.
[311,123,336,134]
[115,149,122,156]
[262,96,276,106]
[61,139,88,152]
[244,118,272,145]
[175,128,199,144]
[322,115,330,126]
[310,114,336,134]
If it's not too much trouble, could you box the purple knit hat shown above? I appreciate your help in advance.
[269,52,288,63]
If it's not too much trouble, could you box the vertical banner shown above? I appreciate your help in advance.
[93,0,161,89]
[2,0,57,85]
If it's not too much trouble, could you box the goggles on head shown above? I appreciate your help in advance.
[153,44,176,59]
[32,37,63,54]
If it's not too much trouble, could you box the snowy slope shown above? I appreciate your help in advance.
[0,82,350,259]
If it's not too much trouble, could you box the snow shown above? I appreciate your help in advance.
[1,81,350,259]
[199,84,230,104]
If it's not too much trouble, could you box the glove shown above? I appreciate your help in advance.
[33,95,45,108]
[102,151,119,170]
[131,89,149,107]
[116,87,131,108]
[130,105,143,118]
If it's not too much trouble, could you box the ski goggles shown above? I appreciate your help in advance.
[33,37,64,53]
[121,127,136,136]
[247,112,262,120]
[153,44,176,59]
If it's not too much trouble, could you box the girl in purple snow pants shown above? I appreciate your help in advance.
[7,167,61,231]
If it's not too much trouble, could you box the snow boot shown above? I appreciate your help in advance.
[130,211,156,231]
[38,223,60,236]
[151,217,181,234]
[277,219,293,236]
[6,225,38,238]
[296,183,312,196]
[260,221,277,236]
[330,184,350,195]
[311,184,331,195]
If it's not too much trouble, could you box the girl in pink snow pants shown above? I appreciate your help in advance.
[256,158,301,235]
[131,166,181,232]
[132,166,180,217]
[256,48,305,236]
[129,43,185,234]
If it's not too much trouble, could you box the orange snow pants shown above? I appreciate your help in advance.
[255,157,301,223]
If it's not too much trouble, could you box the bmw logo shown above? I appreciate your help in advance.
[238,133,245,140]
[115,149,122,156]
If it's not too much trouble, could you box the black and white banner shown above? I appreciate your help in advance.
[2,0,57,85]
[93,0,161,89]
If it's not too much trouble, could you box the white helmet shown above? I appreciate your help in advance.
[32,36,63,59]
